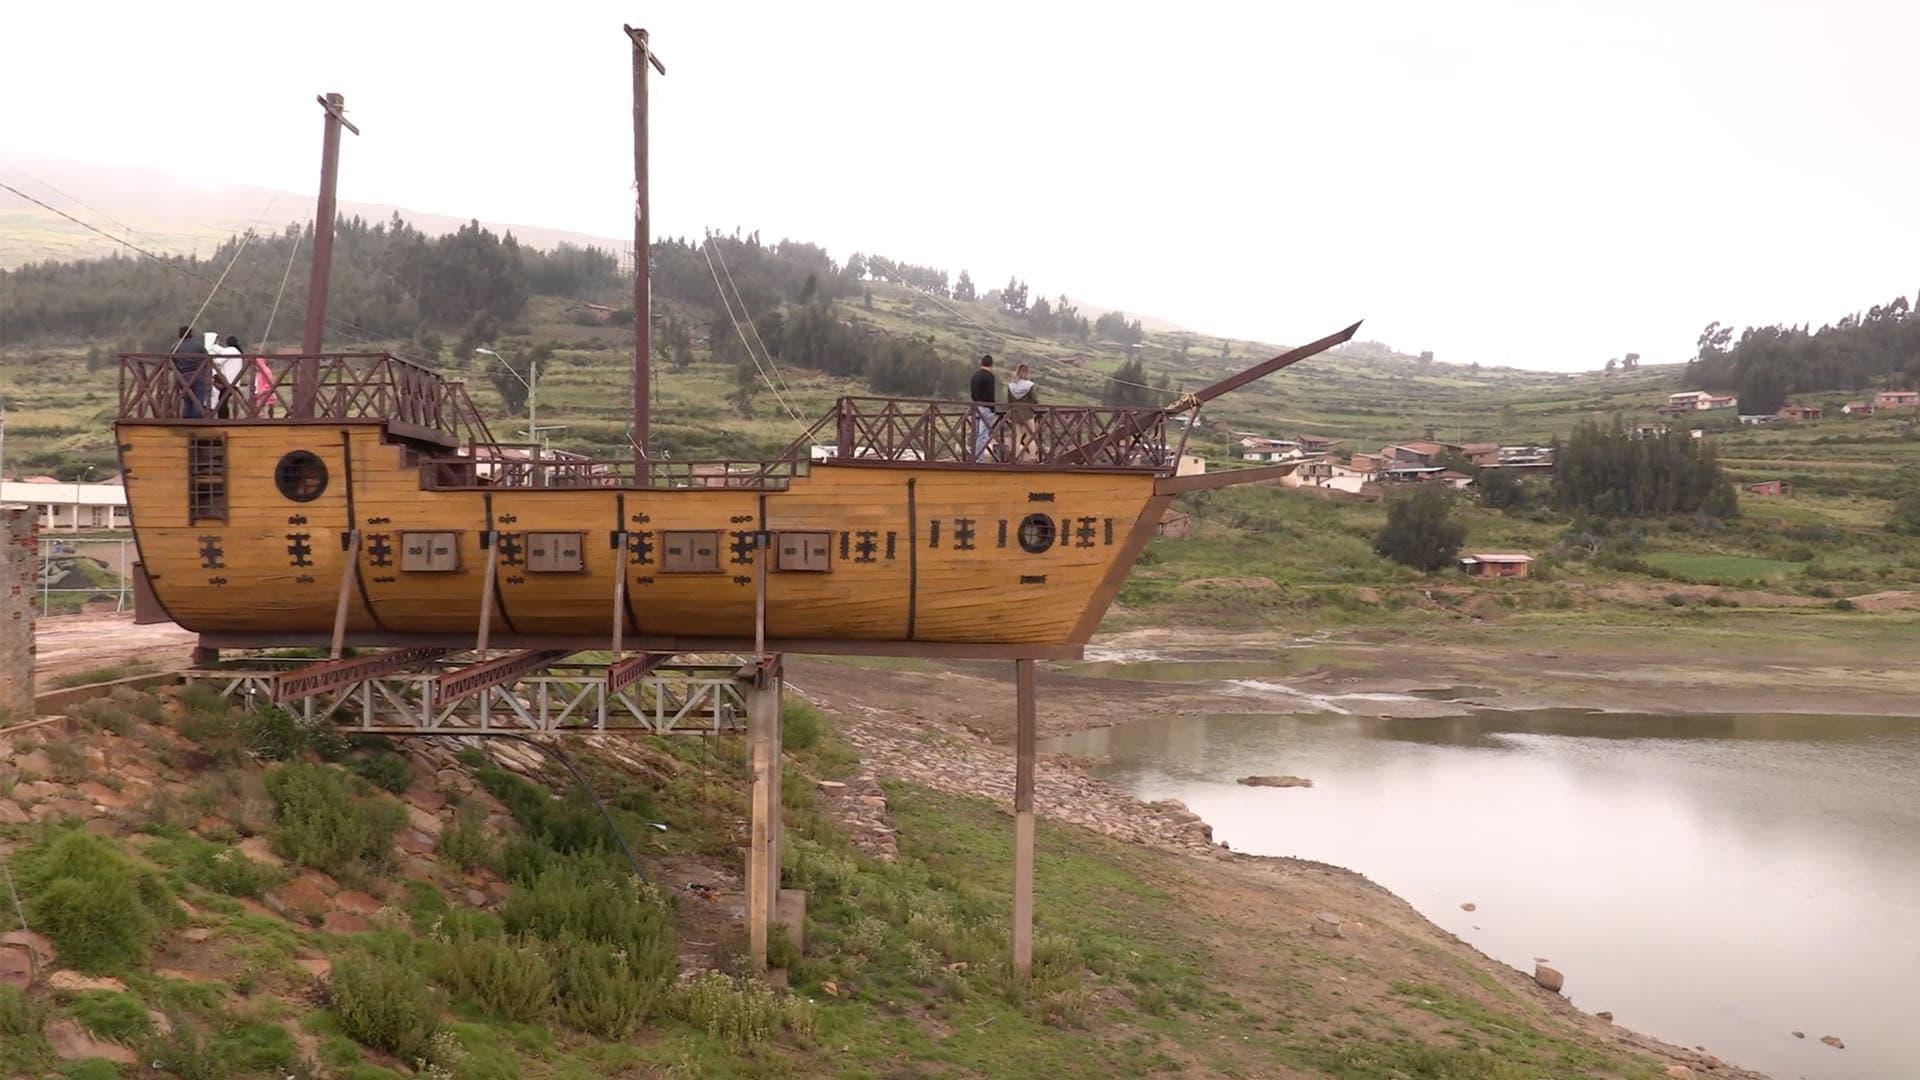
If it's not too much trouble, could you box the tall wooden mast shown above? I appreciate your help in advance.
[625,26,665,464]
[297,93,358,419]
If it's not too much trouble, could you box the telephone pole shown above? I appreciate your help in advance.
[625,26,665,468]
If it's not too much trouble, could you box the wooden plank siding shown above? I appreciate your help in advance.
[120,423,1158,648]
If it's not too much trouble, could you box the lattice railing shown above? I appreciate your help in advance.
[118,352,489,447]
[796,396,1173,469]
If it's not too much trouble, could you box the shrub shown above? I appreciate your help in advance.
[1373,487,1465,572]
[0,984,43,1036]
[264,764,405,874]
[435,805,494,873]
[1888,490,1920,535]
[549,936,660,1038]
[1664,593,1688,607]
[781,699,824,752]
[328,954,443,1061]
[670,970,817,1048]
[211,1021,300,1072]
[436,930,554,1022]
[474,766,606,856]
[58,1060,122,1080]
[249,707,350,762]
[349,751,415,795]
[183,844,281,898]
[1832,597,1857,611]
[144,1016,221,1080]
[500,863,673,968]
[66,990,154,1042]
[21,831,175,973]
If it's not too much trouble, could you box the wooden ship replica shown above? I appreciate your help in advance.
[115,34,1356,665]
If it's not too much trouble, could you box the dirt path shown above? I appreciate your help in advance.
[31,613,196,680]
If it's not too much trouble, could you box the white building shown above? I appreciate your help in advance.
[0,478,130,532]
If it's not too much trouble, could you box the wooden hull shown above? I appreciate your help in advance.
[118,423,1166,653]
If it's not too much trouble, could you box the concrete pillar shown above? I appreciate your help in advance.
[1,507,37,720]
[1013,657,1036,977]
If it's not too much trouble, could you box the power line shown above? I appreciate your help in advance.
[700,240,805,431]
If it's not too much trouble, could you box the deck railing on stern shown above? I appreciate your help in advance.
[797,396,1173,469]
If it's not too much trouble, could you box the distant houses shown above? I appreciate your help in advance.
[1458,553,1533,578]
[1660,390,1737,415]
[1874,390,1919,410]
[1776,404,1822,421]
[1745,479,1791,497]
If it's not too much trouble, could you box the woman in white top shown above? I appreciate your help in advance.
[1006,362,1040,461]
[209,334,245,419]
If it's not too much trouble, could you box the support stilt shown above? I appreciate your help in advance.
[1013,657,1036,977]
[475,531,498,657]
[745,665,783,970]
[329,529,359,660]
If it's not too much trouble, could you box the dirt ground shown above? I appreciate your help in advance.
[30,613,196,681]
[789,622,1920,745]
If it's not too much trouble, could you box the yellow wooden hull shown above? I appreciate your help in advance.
[119,423,1165,652]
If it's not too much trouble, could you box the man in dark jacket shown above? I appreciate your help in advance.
[970,354,996,461]
[169,325,209,418]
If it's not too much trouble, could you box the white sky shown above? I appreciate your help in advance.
[5,0,1917,370]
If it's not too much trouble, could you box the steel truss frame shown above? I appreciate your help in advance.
[189,658,749,736]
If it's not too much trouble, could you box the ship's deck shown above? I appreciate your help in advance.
[118,352,1184,489]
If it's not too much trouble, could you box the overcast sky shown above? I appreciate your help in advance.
[5,1,1916,370]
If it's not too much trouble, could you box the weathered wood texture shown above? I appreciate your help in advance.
[120,423,1159,647]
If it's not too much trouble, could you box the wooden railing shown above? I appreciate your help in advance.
[795,396,1174,469]
[117,352,493,448]
[420,452,805,491]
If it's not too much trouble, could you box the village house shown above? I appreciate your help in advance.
[1283,459,1373,494]
[1458,553,1533,578]
[1842,401,1875,417]
[1631,423,1669,439]
[1745,479,1791,497]
[1737,413,1782,426]
[1296,434,1341,454]
[1873,390,1920,410]
[1384,441,1446,467]
[1661,390,1737,415]
[0,477,131,532]
[1442,441,1502,466]
[1775,405,1823,421]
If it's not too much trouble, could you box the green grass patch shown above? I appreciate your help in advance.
[1641,551,1806,583]
[263,763,404,875]
[18,830,176,973]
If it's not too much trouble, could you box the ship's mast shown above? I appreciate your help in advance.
[296,92,358,418]
[626,26,665,465]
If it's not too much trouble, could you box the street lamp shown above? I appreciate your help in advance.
[474,347,539,444]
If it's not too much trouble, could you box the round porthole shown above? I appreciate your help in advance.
[274,450,329,502]
[1016,513,1056,554]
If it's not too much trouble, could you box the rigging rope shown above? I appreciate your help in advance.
[707,237,798,404]
[257,232,304,351]
[700,239,806,430]
[183,189,277,338]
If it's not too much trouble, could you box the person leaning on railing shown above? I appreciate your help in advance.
[168,325,209,418]
[1007,362,1040,462]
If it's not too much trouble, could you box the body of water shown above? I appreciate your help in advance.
[1042,705,1920,1079]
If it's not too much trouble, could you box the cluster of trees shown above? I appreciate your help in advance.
[1550,420,1737,519]
[1374,487,1466,571]
[1093,309,1145,344]
[1103,357,1169,407]
[1,214,624,345]
[1687,294,1920,413]
[1602,352,1641,373]
[772,303,962,398]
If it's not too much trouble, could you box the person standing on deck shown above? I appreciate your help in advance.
[1006,362,1040,461]
[210,335,245,418]
[970,354,997,461]
[168,326,209,419]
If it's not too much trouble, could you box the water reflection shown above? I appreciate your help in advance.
[1043,709,1920,1080]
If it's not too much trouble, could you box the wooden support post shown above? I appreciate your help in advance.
[329,529,359,660]
[1013,657,1036,978]
[610,532,627,658]
[475,531,498,657]
[745,670,781,970]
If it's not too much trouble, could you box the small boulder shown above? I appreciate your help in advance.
[236,835,284,868]
[1310,912,1344,938]
[2,929,54,967]
[45,1018,138,1065]
[48,970,127,993]
[1790,1031,1804,1039]
[334,890,382,917]
[0,799,30,826]
[816,780,848,797]
[1533,964,1565,993]
[1238,775,1313,788]
[1596,1011,1613,1023]
[274,876,332,920]
[321,911,373,935]
[1460,902,1476,912]
[405,805,442,838]
[1820,1035,1844,1050]
[1664,1067,1694,1079]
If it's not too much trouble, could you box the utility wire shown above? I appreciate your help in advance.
[700,240,805,430]
[708,237,799,404]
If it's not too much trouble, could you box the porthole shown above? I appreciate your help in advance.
[1016,513,1056,554]
[274,450,329,502]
